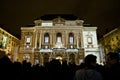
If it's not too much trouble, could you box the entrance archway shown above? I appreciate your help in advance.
[55,54,63,64]
[43,53,50,65]
[69,53,75,64]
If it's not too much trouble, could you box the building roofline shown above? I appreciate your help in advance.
[0,27,20,41]
[103,28,118,37]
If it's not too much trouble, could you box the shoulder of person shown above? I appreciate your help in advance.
[75,69,103,80]
[86,69,103,80]
[86,69,100,75]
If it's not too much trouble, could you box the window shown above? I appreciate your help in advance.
[87,37,92,44]
[70,37,73,43]
[56,33,62,48]
[26,37,31,45]
[45,37,49,43]
[26,37,30,43]
[44,33,49,43]
[69,33,74,43]
[57,33,62,43]
[57,37,61,42]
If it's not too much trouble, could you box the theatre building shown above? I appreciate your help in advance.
[18,16,102,65]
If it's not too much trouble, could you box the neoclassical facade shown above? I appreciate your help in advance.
[19,17,102,65]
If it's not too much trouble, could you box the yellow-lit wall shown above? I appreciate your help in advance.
[0,27,20,61]
[98,27,120,55]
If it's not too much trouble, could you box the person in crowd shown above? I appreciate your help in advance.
[0,50,13,80]
[74,54,103,80]
[103,52,120,80]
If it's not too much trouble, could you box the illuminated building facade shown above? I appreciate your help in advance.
[19,17,102,65]
[0,27,20,61]
[99,27,120,55]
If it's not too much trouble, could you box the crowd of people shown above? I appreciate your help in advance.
[0,51,120,80]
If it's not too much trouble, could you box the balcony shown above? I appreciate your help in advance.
[19,47,34,53]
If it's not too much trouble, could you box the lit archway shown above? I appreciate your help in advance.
[55,54,63,64]
[43,53,50,65]
[69,53,75,64]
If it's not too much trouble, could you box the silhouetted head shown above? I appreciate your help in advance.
[106,52,119,66]
[84,54,97,68]
[0,51,12,67]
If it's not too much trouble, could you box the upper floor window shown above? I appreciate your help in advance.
[44,33,49,43]
[57,33,62,43]
[26,37,30,43]
[25,36,31,45]
[86,32,93,44]
[69,33,74,43]
[87,37,92,44]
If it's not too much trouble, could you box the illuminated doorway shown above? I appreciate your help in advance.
[69,53,75,64]
[43,53,49,65]
[56,56,62,64]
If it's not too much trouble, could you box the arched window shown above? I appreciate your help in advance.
[57,33,62,43]
[69,33,74,43]
[44,33,49,43]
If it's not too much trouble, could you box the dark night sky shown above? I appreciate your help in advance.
[0,0,120,39]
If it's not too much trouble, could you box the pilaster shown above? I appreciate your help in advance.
[39,30,42,48]
[35,31,38,48]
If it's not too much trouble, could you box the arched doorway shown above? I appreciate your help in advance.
[43,53,50,65]
[69,53,75,64]
[55,54,63,64]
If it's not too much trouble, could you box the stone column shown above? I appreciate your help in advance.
[53,52,56,59]
[62,31,65,48]
[77,35,79,48]
[53,31,56,48]
[49,52,52,61]
[41,31,44,48]
[40,53,43,66]
[75,53,77,65]
[65,31,68,48]
[35,31,38,48]
[79,34,81,48]
[74,33,77,48]
[50,32,52,48]
[66,52,69,64]
[81,30,84,48]
[63,31,67,48]
[39,30,42,48]
[31,52,34,65]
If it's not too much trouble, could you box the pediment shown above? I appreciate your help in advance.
[53,16,65,25]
